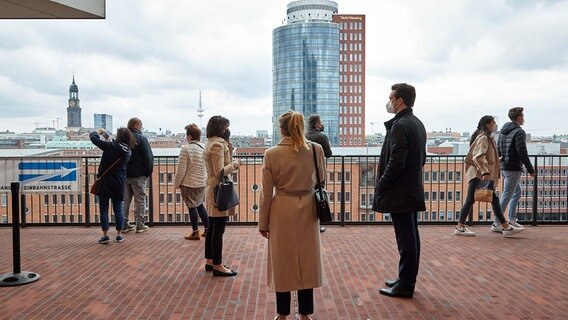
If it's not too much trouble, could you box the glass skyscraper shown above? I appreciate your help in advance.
[272,0,340,145]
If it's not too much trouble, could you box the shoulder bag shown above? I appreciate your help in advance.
[90,157,122,194]
[312,145,333,222]
[214,168,239,211]
[474,179,494,202]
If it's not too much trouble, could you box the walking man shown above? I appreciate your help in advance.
[123,117,154,233]
[372,83,426,298]
[492,107,535,231]
[306,114,332,233]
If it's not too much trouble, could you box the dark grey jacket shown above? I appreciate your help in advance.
[306,127,333,158]
[126,129,154,178]
[497,122,534,174]
[372,108,426,213]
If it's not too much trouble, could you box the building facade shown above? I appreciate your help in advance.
[272,0,340,145]
[94,114,113,132]
[333,14,365,147]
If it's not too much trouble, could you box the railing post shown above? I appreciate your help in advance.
[340,156,345,227]
[0,182,40,286]
[532,155,538,226]
[85,158,91,227]
[148,175,154,226]
[20,194,26,228]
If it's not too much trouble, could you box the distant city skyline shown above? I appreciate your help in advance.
[0,0,567,136]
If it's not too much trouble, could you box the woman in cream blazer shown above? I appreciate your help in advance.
[454,115,524,237]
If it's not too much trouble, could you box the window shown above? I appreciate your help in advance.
[455,172,462,182]
[329,192,335,202]
[167,173,173,183]
[345,192,351,202]
[432,172,438,182]
[432,192,437,201]
[448,211,453,220]
[424,192,429,201]
[440,172,445,182]
[448,172,453,181]
[424,172,430,182]
[159,193,165,204]
[43,195,49,206]
[78,194,83,205]
[69,195,75,206]
[486,211,492,220]
[52,195,58,205]
[455,191,461,202]
[167,193,173,204]
[345,172,351,183]
[448,192,453,201]
[424,211,429,221]
[329,172,335,183]
[176,193,181,203]
[440,192,445,201]
[1,194,6,207]
[361,194,366,206]
[478,210,484,221]
[60,195,66,205]
[159,173,165,184]
[440,211,445,221]
[431,211,437,221]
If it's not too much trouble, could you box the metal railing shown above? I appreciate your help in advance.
[1,154,567,227]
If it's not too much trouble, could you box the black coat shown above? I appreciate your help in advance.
[306,128,333,158]
[372,108,426,213]
[126,129,154,178]
[497,122,534,174]
[90,132,131,200]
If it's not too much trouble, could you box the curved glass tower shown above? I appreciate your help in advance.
[272,0,340,145]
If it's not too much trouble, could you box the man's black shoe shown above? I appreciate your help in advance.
[320,227,326,233]
[384,279,399,288]
[379,284,414,298]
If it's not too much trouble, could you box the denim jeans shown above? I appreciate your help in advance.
[495,170,522,225]
[124,176,148,228]
[98,194,124,231]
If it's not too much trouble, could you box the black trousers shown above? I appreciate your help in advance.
[188,204,209,231]
[276,289,313,316]
[204,216,227,265]
[391,211,420,287]
[458,178,506,225]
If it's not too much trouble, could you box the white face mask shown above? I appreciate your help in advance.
[385,100,395,114]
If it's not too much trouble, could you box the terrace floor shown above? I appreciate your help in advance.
[1,225,567,320]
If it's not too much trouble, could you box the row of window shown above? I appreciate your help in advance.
[521,179,568,187]
[424,171,462,182]
[340,116,362,125]
[340,63,363,73]
[340,42,363,52]
[340,98,363,107]
[339,138,363,145]
[339,22,363,32]
[340,74,363,83]
[339,127,362,135]
[424,191,462,202]
[340,85,362,94]
[42,194,84,206]
[340,53,363,62]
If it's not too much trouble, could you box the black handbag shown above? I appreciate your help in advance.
[214,169,239,211]
[312,145,333,222]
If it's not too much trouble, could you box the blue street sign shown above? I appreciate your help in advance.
[18,161,78,183]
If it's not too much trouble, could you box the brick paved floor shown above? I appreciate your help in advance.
[1,225,567,319]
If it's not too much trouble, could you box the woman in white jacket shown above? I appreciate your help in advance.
[175,124,209,240]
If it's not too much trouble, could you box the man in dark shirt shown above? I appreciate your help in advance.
[306,114,332,232]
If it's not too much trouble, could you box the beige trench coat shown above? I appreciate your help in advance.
[465,134,501,183]
[259,138,325,292]
[204,137,237,217]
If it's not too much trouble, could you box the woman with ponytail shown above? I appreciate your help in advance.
[259,111,326,320]
[454,115,524,237]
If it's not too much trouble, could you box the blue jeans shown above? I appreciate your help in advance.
[495,170,522,225]
[99,194,124,231]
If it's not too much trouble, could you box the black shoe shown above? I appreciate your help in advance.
[212,268,238,277]
[205,264,214,272]
[379,284,414,298]
[320,227,326,233]
[385,278,399,288]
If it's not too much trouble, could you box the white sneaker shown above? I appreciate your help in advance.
[454,226,475,237]
[510,221,524,229]
[502,224,524,237]
[491,223,503,233]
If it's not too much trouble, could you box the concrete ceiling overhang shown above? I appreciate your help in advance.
[0,0,105,19]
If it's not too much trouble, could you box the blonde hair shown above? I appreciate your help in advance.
[279,111,309,152]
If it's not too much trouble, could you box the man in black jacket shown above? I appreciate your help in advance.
[372,83,426,298]
[492,107,535,231]
[123,117,154,233]
[306,114,332,233]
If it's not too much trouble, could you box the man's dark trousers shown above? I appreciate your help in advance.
[390,211,420,286]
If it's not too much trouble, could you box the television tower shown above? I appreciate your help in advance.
[196,90,205,126]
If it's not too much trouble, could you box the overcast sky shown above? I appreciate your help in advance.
[0,0,567,136]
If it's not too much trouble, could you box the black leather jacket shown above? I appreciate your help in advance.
[372,108,426,213]
[497,122,534,174]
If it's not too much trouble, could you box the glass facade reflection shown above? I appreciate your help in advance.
[272,2,340,146]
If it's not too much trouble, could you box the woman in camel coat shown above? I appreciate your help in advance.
[203,115,241,276]
[259,111,325,320]
[454,115,523,237]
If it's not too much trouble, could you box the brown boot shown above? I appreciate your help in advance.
[201,228,207,237]
[185,230,201,240]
